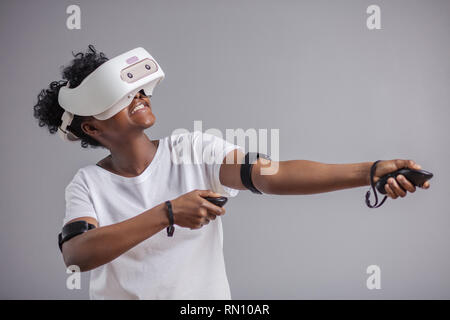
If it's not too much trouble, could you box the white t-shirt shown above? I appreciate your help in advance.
[62,130,243,299]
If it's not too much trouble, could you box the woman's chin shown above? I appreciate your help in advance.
[132,113,156,128]
[147,113,156,126]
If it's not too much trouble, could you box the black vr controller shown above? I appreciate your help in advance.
[375,168,433,195]
[204,196,228,207]
[366,161,433,208]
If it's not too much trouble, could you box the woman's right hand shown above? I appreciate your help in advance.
[170,189,226,229]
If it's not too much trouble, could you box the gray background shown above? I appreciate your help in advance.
[0,0,449,299]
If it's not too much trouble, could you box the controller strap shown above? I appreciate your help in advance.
[365,160,388,208]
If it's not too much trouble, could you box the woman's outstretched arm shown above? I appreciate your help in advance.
[219,149,430,198]
[253,159,374,195]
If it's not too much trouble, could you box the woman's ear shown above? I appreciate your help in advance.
[80,118,102,138]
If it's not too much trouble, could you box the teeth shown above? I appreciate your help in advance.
[131,103,146,114]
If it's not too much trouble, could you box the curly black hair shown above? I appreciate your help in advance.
[33,44,109,148]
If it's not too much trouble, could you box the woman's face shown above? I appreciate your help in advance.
[81,89,155,147]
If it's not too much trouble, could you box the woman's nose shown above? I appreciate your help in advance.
[137,90,147,98]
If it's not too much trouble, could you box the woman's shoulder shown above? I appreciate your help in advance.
[167,130,218,146]
[71,164,99,180]
[168,130,194,142]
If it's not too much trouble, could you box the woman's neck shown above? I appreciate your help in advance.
[105,133,159,177]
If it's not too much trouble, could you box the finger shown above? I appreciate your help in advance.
[394,159,421,170]
[407,159,422,170]
[396,174,416,193]
[391,177,408,197]
[385,183,397,199]
[199,209,211,226]
[192,214,207,229]
[206,212,217,220]
[197,189,222,198]
[190,222,203,230]
[421,181,430,189]
[388,177,407,198]
[199,198,225,216]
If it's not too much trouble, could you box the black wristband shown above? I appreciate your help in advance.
[165,200,175,237]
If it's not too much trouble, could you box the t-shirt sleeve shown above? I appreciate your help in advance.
[62,170,99,227]
[193,131,244,197]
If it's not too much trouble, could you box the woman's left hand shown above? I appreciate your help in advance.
[372,159,431,199]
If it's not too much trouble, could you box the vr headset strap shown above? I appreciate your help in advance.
[58,111,79,142]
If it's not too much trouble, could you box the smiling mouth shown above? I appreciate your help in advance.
[130,101,150,115]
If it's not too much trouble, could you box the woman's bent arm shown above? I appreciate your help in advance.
[62,202,169,272]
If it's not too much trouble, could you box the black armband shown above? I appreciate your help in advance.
[58,220,96,252]
[240,152,271,194]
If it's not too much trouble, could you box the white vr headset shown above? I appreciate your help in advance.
[58,47,165,142]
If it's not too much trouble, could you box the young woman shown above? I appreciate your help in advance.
[33,45,430,299]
